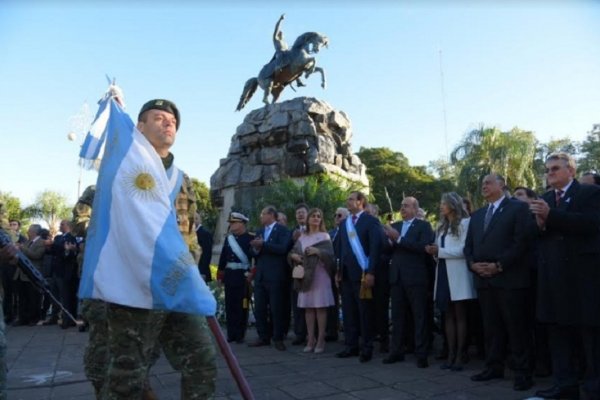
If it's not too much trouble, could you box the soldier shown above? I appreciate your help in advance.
[217,212,254,343]
[82,100,216,399]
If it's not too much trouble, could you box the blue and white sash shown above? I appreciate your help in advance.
[227,234,250,268]
[345,216,369,271]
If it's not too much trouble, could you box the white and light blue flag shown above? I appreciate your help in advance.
[78,91,216,316]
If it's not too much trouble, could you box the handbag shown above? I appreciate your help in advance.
[292,264,305,279]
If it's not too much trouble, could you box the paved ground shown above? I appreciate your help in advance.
[6,323,551,400]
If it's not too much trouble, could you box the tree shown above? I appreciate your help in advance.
[190,178,218,233]
[450,126,537,207]
[249,175,355,230]
[23,190,71,235]
[357,147,454,218]
[0,191,26,224]
[578,124,600,173]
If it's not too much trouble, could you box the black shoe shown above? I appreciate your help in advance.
[416,357,429,368]
[359,351,372,363]
[513,376,534,391]
[440,362,453,370]
[535,385,580,399]
[471,369,504,382]
[534,364,552,378]
[382,353,405,364]
[335,348,359,358]
[247,339,270,347]
[291,337,306,346]
[60,320,76,329]
[274,341,286,351]
[450,363,464,372]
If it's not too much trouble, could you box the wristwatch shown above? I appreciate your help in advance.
[495,262,503,273]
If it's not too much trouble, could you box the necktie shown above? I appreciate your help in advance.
[352,214,358,225]
[555,189,564,206]
[483,204,494,231]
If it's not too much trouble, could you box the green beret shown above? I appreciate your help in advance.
[138,99,180,130]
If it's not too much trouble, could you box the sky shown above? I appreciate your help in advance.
[1,1,599,206]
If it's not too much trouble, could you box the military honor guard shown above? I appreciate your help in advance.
[217,212,254,343]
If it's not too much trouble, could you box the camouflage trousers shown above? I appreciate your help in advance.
[82,299,164,398]
[0,300,6,400]
[102,303,216,400]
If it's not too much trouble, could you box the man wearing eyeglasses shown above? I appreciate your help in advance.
[531,153,600,400]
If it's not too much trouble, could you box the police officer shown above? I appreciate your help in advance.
[217,212,254,343]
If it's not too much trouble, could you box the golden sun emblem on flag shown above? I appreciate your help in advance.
[123,167,162,201]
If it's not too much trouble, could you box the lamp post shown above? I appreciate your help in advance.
[67,102,93,199]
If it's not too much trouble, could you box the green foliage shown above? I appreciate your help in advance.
[191,178,218,233]
[250,175,356,230]
[0,191,27,225]
[450,126,537,207]
[23,190,71,235]
[357,147,455,218]
[578,125,600,174]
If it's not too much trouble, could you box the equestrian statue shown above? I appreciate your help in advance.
[236,14,329,111]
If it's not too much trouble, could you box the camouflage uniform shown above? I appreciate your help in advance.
[78,181,191,399]
[101,167,217,400]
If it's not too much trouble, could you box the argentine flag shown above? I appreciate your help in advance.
[78,94,216,316]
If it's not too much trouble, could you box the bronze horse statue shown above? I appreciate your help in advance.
[236,16,329,111]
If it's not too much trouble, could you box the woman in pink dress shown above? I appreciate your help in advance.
[288,208,335,353]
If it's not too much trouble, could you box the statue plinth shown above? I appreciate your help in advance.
[210,97,369,255]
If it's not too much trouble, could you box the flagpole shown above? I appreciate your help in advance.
[206,316,255,400]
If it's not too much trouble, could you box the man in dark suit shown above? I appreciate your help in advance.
[334,191,382,363]
[382,197,434,367]
[464,173,533,391]
[50,220,79,329]
[195,214,213,282]
[249,206,292,351]
[531,153,600,400]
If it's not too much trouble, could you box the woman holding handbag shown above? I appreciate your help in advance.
[288,208,335,354]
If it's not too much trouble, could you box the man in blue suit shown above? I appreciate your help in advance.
[334,191,382,363]
[249,206,292,351]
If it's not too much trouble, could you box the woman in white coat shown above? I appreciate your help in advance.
[425,192,476,371]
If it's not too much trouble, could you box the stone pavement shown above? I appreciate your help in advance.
[6,323,550,400]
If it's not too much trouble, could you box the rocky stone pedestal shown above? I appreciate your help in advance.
[210,97,369,253]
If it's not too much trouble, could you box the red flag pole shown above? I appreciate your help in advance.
[206,316,255,400]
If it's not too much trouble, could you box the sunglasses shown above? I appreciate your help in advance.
[334,213,343,218]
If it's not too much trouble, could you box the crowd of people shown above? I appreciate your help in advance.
[218,152,599,400]
[1,218,81,330]
[1,144,599,400]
